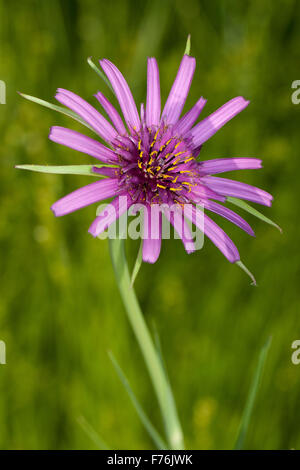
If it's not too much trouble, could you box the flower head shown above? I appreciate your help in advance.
[46,54,272,268]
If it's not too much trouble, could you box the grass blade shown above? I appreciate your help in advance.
[108,351,168,450]
[184,34,191,55]
[130,240,143,287]
[151,324,181,432]
[77,415,110,450]
[234,336,272,449]
[87,57,115,95]
[15,164,114,176]
[227,197,282,233]
[18,92,94,132]
[109,238,184,449]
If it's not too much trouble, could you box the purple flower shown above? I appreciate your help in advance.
[49,54,273,265]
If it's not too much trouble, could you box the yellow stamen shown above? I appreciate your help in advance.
[174,151,185,157]
[150,129,160,148]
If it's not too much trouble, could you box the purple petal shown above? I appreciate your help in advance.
[94,91,127,135]
[190,184,226,203]
[146,58,161,127]
[100,59,140,130]
[92,166,118,177]
[142,206,162,263]
[163,205,195,253]
[161,55,196,125]
[49,126,118,163]
[201,176,273,206]
[51,178,119,216]
[140,103,146,123]
[55,89,117,143]
[199,158,262,175]
[203,200,255,236]
[190,97,250,147]
[185,205,240,263]
[88,195,130,237]
[174,97,207,135]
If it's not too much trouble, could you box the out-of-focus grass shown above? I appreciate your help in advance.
[0,0,299,449]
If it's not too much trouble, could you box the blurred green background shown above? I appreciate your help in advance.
[0,0,299,450]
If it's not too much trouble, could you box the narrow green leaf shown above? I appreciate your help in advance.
[108,351,168,450]
[77,415,110,450]
[15,164,114,176]
[130,240,143,287]
[150,321,182,441]
[236,260,257,286]
[184,34,191,55]
[18,92,94,132]
[87,57,115,95]
[234,337,272,450]
[109,238,184,449]
[227,197,282,233]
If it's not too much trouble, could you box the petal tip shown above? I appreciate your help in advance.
[48,127,54,139]
[143,257,156,264]
[50,204,59,217]
[88,227,97,238]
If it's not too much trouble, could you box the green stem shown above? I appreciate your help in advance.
[109,238,184,450]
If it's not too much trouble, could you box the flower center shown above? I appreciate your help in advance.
[113,125,200,204]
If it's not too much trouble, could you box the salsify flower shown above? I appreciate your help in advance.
[38,54,273,272]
